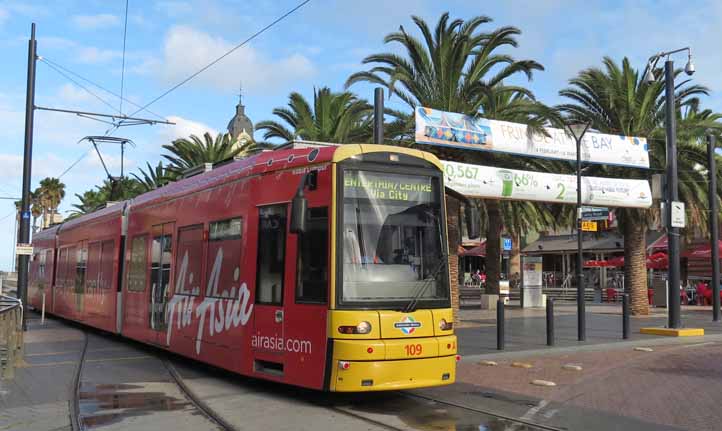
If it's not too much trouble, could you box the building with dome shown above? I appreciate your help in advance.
[227,89,253,142]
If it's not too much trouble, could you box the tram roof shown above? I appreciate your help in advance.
[45,144,441,230]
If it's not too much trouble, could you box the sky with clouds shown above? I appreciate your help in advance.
[0,0,720,270]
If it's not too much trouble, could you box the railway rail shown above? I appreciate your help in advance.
[68,324,556,431]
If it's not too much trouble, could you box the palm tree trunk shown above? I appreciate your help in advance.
[624,221,649,315]
[485,199,502,295]
[445,196,461,325]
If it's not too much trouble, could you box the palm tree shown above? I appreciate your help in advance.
[162,132,255,175]
[30,189,42,232]
[558,57,719,315]
[132,161,171,193]
[68,177,143,218]
[37,177,66,228]
[256,87,372,144]
[346,12,552,296]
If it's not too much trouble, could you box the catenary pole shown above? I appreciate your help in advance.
[17,23,37,331]
[708,134,720,321]
[665,60,681,329]
[373,88,384,145]
[576,132,585,341]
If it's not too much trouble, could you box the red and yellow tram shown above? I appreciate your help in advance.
[28,143,459,391]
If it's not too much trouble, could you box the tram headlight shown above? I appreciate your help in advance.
[337,321,373,335]
[356,321,372,334]
[439,318,453,331]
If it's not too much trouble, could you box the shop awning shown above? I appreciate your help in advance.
[460,241,487,257]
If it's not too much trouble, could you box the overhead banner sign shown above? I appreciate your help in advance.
[416,107,650,169]
[442,160,653,208]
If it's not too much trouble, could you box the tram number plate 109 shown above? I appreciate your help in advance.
[404,344,423,356]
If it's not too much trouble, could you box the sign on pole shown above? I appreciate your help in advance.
[15,243,33,256]
[581,221,598,232]
[671,201,686,228]
[416,107,650,169]
[442,160,653,209]
[503,238,513,251]
[581,206,609,221]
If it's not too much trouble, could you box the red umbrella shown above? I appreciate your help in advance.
[682,241,722,259]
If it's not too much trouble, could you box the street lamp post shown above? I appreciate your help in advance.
[644,47,695,329]
[708,134,720,322]
[565,121,592,342]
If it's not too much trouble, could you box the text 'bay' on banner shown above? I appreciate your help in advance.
[442,160,653,209]
[415,107,650,169]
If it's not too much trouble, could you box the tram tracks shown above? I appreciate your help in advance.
[69,330,234,431]
[69,328,557,431]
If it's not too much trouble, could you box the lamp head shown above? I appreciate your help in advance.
[566,121,592,141]
[684,55,695,76]
[643,67,656,83]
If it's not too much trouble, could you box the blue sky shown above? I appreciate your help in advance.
[0,0,721,270]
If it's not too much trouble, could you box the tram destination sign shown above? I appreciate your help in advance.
[416,107,650,169]
[442,161,653,209]
[344,171,434,202]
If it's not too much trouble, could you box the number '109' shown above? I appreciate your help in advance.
[404,344,423,356]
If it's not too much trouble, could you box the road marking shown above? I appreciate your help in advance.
[511,362,533,368]
[634,347,654,352]
[85,355,153,363]
[479,360,498,366]
[531,380,557,387]
[24,355,153,367]
[562,364,583,371]
[520,399,549,421]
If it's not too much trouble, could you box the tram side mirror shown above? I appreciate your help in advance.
[290,175,308,234]
[465,203,481,239]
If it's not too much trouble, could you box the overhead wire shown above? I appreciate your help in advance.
[127,0,311,117]
[119,0,129,115]
[41,59,120,113]
[38,57,166,121]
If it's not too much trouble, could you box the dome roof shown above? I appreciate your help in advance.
[228,102,253,141]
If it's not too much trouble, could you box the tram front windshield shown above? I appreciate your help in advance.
[340,169,449,307]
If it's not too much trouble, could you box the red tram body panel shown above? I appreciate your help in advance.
[28,144,458,391]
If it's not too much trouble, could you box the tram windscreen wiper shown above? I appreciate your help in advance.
[401,254,447,313]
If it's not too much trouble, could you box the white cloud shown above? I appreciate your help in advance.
[159,115,218,143]
[143,26,315,94]
[71,14,119,30]
[76,46,121,64]
[0,8,8,26]
[38,36,121,64]
[155,1,193,17]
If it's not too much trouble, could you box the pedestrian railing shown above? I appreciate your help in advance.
[0,294,23,379]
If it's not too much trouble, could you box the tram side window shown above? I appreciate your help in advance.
[151,234,173,299]
[100,240,114,289]
[296,207,328,303]
[207,218,243,298]
[174,225,203,296]
[127,236,147,292]
[256,205,286,304]
[57,248,66,287]
[75,246,87,292]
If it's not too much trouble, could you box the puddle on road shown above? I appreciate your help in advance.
[339,393,544,431]
[79,382,192,428]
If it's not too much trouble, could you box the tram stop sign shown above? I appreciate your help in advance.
[581,206,609,221]
[503,238,513,251]
[581,221,598,232]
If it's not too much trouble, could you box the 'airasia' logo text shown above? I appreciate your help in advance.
[166,248,253,354]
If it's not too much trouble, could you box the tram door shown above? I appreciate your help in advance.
[252,205,288,376]
[150,222,175,344]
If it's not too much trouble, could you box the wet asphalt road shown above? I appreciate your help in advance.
[12,315,547,431]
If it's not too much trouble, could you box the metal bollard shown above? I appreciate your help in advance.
[546,297,555,346]
[497,299,505,350]
[622,293,630,339]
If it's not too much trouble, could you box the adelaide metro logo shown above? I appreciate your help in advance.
[394,316,422,335]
